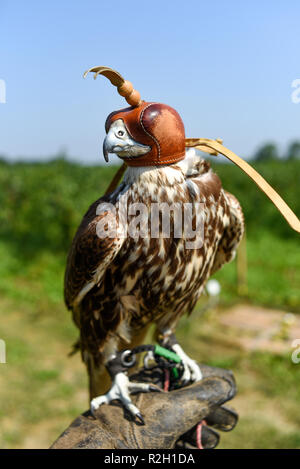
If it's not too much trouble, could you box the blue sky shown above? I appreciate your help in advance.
[0,0,299,163]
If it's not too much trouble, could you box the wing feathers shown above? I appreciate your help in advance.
[64,198,123,309]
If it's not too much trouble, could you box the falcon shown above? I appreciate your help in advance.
[64,67,300,422]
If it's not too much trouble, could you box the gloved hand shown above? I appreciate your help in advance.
[50,364,237,449]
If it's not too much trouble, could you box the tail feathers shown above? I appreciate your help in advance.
[68,339,81,357]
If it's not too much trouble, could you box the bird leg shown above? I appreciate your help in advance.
[159,331,202,384]
[172,343,203,383]
[90,351,160,423]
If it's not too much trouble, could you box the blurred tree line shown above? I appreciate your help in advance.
[0,143,299,261]
[254,141,300,162]
[0,159,115,258]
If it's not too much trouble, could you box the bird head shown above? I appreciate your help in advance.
[104,101,186,166]
[102,118,151,163]
[84,66,186,167]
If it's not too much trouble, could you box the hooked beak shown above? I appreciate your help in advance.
[103,137,110,163]
[102,135,128,163]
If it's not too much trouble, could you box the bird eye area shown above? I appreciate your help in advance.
[117,130,124,137]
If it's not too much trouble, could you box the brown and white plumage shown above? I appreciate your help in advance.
[64,65,300,419]
[64,148,244,407]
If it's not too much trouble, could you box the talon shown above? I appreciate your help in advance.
[135,412,145,425]
[144,350,155,369]
[90,371,154,422]
[128,382,150,393]
[90,395,108,414]
[171,343,202,384]
[149,385,162,392]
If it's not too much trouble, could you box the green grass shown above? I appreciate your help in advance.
[0,295,88,448]
[214,232,300,311]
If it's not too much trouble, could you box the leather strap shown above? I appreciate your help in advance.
[83,66,142,107]
[186,138,300,234]
[105,139,300,234]
[104,163,127,195]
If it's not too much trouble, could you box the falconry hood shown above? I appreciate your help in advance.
[105,103,186,167]
[83,66,185,167]
[83,65,300,234]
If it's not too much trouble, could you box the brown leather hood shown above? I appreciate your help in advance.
[105,102,186,167]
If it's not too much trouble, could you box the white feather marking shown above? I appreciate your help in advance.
[116,321,131,344]
[186,179,200,198]
[74,281,96,306]
[199,171,213,184]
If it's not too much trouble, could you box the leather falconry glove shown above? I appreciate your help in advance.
[50,365,237,449]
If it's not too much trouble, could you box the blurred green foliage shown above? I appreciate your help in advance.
[254,143,279,162]
[0,156,299,257]
[0,158,115,257]
[0,155,299,448]
[286,141,300,161]
[213,158,300,240]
